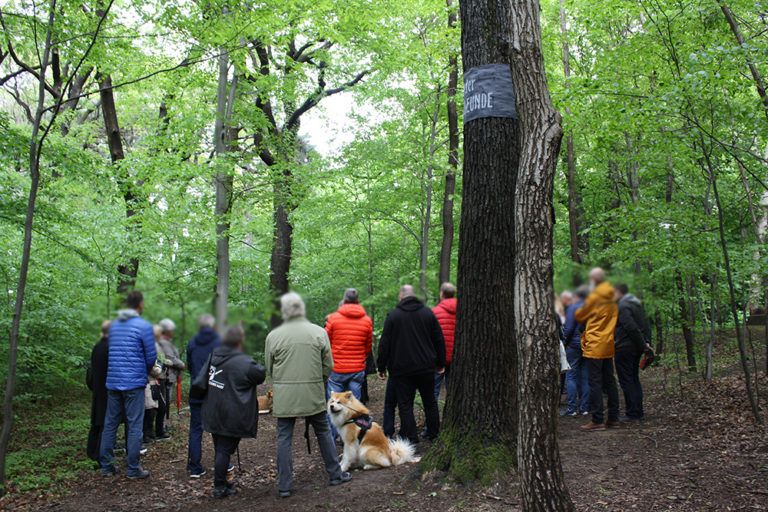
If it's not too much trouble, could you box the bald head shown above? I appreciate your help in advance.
[589,267,606,285]
[399,285,416,301]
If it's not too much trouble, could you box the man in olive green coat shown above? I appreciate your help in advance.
[265,293,350,498]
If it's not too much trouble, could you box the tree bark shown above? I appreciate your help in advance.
[438,0,459,287]
[675,273,697,372]
[426,0,519,485]
[510,0,574,509]
[99,75,138,296]
[0,0,55,493]
[213,53,239,334]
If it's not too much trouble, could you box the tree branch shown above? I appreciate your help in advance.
[284,69,369,132]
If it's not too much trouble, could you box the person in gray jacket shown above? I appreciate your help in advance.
[614,284,652,422]
[157,318,184,437]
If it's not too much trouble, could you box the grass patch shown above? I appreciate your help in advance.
[5,389,93,494]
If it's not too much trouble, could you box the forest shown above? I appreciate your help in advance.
[0,0,767,510]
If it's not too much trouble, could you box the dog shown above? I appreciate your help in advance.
[327,391,420,471]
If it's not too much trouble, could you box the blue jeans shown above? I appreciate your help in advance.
[565,347,590,412]
[326,370,366,439]
[187,403,204,474]
[433,364,451,403]
[100,388,145,476]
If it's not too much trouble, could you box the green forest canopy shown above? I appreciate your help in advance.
[1,0,766,396]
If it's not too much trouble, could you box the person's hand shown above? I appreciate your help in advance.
[378,371,387,380]
[436,367,445,375]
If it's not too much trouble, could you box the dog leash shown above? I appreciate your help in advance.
[304,418,312,455]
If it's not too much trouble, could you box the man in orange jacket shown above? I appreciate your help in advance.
[432,282,457,402]
[325,288,373,439]
[575,268,620,432]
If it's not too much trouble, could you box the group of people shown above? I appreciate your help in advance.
[87,283,458,499]
[557,267,653,431]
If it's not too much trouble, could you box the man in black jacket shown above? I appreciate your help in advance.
[614,284,652,422]
[377,285,446,444]
[87,320,111,467]
[200,324,266,499]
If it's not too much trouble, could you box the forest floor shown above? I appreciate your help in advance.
[2,348,767,511]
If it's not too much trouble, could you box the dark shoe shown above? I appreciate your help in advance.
[101,465,119,476]
[214,485,237,499]
[580,410,590,416]
[114,444,126,454]
[604,420,622,428]
[155,433,171,441]
[189,470,206,479]
[279,490,292,498]
[139,445,148,456]
[227,462,236,473]
[330,472,352,486]
[142,436,155,445]
[580,421,605,432]
[126,469,150,480]
[620,415,643,423]
[559,409,577,417]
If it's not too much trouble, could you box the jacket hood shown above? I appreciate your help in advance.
[195,327,219,346]
[620,293,642,308]
[397,296,424,312]
[116,309,140,321]
[211,345,240,365]
[437,298,457,315]
[593,281,615,301]
[338,303,367,319]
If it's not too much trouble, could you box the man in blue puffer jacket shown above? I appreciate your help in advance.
[100,290,156,479]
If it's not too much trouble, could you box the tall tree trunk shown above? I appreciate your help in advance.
[419,98,440,300]
[439,0,459,286]
[427,0,519,484]
[559,0,583,266]
[99,75,138,296]
[0,1,55,492]
[269,169,294,328]
[511,0,574,509]
[213,52,237,333]
[712,176,763,424]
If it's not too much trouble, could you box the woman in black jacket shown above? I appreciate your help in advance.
[198,324,266,499]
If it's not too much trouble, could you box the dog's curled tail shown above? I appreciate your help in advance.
[388,438,420,465]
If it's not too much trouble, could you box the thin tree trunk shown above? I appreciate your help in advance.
[559,0,582,266]
[419,98,439,300]
[675,273,697,372]
[213,52,236,333]
[511,0,574,509]
[439,0,459,286]
[0,0,55,492]
[712,176,763,424]
[427,0,519,483]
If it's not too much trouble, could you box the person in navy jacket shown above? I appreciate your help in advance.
[185,313,221,478]
[99,290,156,480]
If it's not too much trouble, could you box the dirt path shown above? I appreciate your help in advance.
[5,369,767,511]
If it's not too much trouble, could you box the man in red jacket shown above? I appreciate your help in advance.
[432,282,457,402]
[325,288,373,439]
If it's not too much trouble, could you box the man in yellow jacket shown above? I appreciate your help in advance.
[575,268,621,431]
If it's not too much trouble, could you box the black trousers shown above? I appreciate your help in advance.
[584,357,619,424]
[614,350,644,419]
[391,372,440,443]
[212,434,240,489]
[87,424,103,462]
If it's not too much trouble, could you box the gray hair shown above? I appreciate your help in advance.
[158,318,176,334]
[280,292,306,320]
[197,313,215,329]
[399,284,416,299]
[343,288,359,304]
[222,324,245,348]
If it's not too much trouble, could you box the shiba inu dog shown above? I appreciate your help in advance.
[327,391,420,471]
